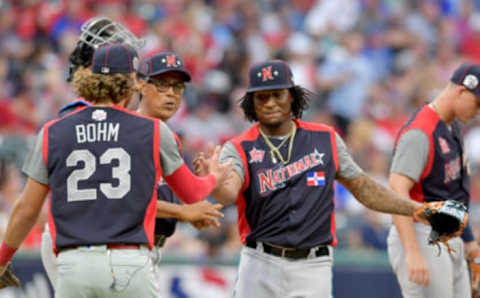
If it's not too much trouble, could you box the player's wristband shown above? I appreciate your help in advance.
[0,242,17,266]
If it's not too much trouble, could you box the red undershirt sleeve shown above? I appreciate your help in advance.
[164,164,216,204]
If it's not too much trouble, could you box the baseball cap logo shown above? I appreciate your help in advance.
[166,55,177,67]
[463,74,479,90]
[262,66,274,82]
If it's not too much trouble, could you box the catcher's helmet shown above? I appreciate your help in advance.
[67,16,144,82]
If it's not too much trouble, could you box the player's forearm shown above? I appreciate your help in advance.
[3,198,41,248]
[388,173,423,253]
[338,174,423,216]
[0,179,49,264]
[211,187,237,207]
[392,215,422,254]
[210,171,242,206]
[156,200,183,219]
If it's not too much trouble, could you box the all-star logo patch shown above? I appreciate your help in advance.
[92,109,107,121]
[249,147,265,163]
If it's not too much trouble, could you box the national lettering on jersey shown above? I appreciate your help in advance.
[230,120,339,248]
[307,171,325,187]
[257,148,325,194]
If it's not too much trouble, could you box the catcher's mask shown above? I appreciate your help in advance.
[67,16,144,82]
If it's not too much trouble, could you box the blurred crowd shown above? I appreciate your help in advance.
[1,0,480,260]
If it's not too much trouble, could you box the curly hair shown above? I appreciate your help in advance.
[72,67,136,104]
[239,86,312,122]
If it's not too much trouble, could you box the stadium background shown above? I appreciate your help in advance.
[1,0,480,297]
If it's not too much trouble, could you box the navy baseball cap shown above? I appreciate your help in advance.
[450,63,480,98]
[247,60,295,93]
[139,52,191,82]
[92,43,139,75]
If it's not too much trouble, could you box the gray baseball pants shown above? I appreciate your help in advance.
[233,244,333,298]
[387,224,470,298]
[55,245,160,298]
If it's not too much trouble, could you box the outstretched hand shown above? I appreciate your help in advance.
[193,143,232,188]
[179,201,224,224]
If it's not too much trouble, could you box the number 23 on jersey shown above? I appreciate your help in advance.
[66,147,131,202]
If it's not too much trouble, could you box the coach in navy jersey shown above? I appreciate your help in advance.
[195,60,429,298]
[387,63,480,298]
[137,52,225,251]
[0,44,231,297]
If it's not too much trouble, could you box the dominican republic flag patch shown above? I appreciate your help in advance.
[307,171,325,187]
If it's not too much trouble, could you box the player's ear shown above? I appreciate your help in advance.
[136,79,147,95]
[453,83,468,97]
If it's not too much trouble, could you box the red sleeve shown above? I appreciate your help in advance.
[164,164,216,204]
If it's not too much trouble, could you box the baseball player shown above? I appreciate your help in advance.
[194,60,429,298]
[40,18,223,289]
[0,44,231,297]
[387,63,480,298]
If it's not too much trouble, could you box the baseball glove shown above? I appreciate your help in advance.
[414,200,468,254]
[0,263,20,289]
[468,248,480,298]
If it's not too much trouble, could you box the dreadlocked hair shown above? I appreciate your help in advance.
[239,85,312,122]
[73,67,137,104]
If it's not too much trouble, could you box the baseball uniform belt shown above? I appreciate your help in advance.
[106,244,141,249]
[246,241,329,259]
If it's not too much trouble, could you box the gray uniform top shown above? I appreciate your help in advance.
[390,129,429,182]
[22,122,183,184]
[220,132,363,182]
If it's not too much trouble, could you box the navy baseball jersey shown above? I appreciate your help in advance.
[43,106,161,251]
[393,105,470,206]
[154,180,180,238]
[229,120,339,248]
[57,99,182,239]
[154,133,184,238]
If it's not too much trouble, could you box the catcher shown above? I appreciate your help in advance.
[387,63,480,298]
